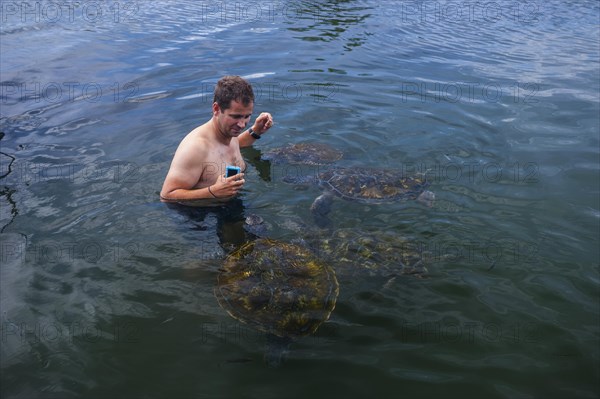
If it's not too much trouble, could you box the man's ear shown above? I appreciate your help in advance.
[212,102,220,116]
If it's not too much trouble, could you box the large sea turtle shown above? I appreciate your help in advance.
[214,238,339,366]
[245,216,429,280]
[284,167,435,228]
[313,228,429,280]
[263,142,343,165]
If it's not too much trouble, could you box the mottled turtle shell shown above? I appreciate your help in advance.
[318,167,430,203]
[314,229,428,278]
[215,239,339,338]
[263,142,343,165]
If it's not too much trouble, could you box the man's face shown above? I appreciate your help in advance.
[214,100,253,137]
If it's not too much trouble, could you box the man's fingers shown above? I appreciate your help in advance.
[226,173,244,182]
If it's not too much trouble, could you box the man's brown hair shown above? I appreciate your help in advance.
[213,76,254,111]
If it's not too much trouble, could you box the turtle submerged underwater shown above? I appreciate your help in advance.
[312,228,429,281]
[285,167,435,228]
[214,238,339,366]
[262,142,343,165]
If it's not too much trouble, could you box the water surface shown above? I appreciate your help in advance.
[1,1,599,398]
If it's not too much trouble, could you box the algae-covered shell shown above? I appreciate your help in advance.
[318,167,431,203]
[215,238,339,338]
[263,142,343,165]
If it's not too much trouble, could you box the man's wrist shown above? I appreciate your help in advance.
[207,185,219,198]
[248,127,261,139]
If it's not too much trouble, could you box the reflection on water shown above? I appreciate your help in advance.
[1,0,599,398]
[286,0,374,51]
[164,199,252,254]
[0,133,18,232]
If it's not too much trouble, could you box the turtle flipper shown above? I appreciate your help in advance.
[264,333,292,368]
[311,193,334,228]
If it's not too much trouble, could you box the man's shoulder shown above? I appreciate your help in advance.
[179,125,210,147]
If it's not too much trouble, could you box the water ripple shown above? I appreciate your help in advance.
[1,0,598,397]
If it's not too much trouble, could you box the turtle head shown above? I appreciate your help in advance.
[243,214,269,238]
[310,193,334,229]
[417,190,435,207]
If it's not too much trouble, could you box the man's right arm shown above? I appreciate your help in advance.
[160,143,245,202]
[160,168,245,202]
[160,171,216,202]
[159,142,214,201]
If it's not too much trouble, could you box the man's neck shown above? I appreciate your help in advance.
[209,117,233,146]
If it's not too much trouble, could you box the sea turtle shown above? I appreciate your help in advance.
[313,228,429,280]
[263,142,343,165]
[284,167,435,228]
[241,214,429,280]
[214,238,339,366]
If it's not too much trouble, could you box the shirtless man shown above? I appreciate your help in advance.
[160,76,273,203]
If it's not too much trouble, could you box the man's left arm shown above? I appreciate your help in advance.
[239,112,273,148]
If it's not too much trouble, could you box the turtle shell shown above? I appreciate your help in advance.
[314,229,428,279]
[215,238,339,338]
[318,167,430,203]
[263,142,343,165]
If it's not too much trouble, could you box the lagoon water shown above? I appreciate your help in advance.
[1,1,599,398]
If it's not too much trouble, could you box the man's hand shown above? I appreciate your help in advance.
[209,173,245,198]
[238,112,274,147]
[253,112,273,135]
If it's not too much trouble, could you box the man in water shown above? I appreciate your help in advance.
[160,75,273,202]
